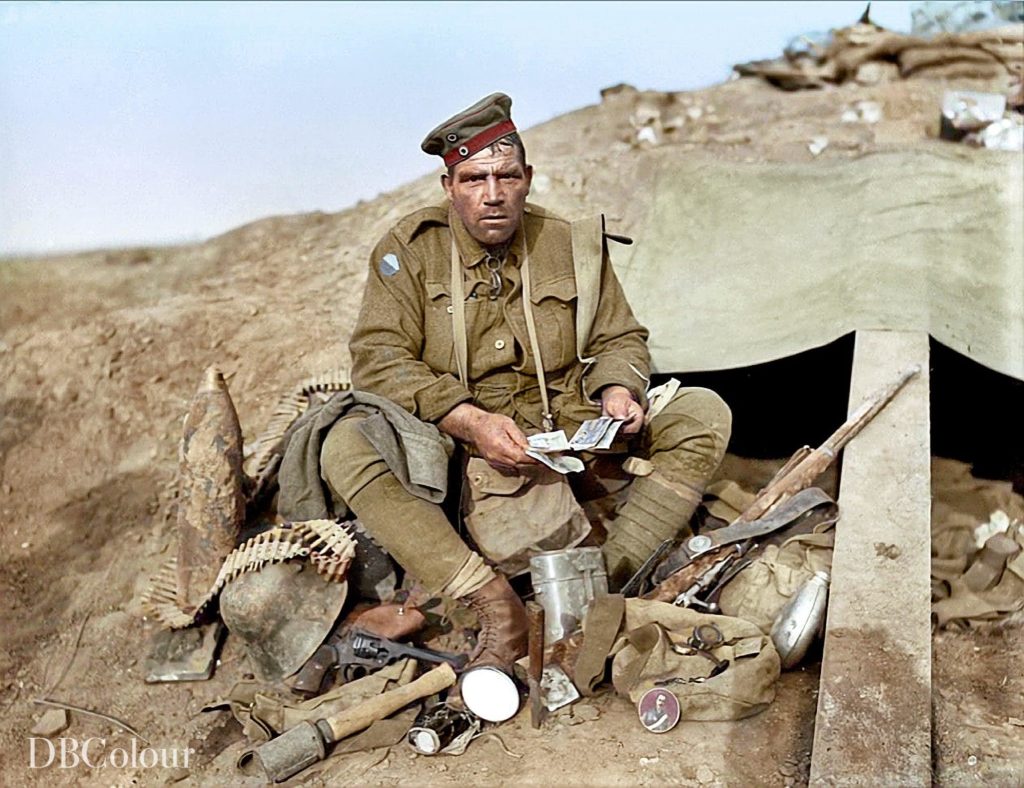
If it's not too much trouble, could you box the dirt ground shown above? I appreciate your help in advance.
[2,64,1022,785]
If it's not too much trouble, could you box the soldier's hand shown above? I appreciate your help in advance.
[438,403,535,470]
[600,385,645,435]
[472,412,535,470]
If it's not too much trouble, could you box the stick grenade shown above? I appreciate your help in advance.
[527,601,546,729]
[255,663,456,783]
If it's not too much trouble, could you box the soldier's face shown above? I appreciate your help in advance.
[443,145,533,247]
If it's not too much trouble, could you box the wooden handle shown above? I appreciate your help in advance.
[526,601,545,729]
[527,602,545,680]
[323,662,456,742]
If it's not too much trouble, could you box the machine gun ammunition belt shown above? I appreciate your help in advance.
[141,519,355,629]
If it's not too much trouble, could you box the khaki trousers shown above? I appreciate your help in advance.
[319,387,731,592]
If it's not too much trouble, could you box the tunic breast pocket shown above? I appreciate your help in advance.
[424,280,483,376]
[528,274,577,371]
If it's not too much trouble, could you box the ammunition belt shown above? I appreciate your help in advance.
[141,519,355,630]
[246,371,352,478]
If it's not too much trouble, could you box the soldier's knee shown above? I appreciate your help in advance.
[690,388,732,446]
[320,415,386,503]
[657,387,732,443]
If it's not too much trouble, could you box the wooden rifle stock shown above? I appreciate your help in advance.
[735,365,920,523]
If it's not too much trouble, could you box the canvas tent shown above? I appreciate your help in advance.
[613,148,1023,382]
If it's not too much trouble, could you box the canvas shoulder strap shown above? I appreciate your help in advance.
[450,235,469,385]
[570,214,605,365]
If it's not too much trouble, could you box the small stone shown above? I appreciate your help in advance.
[437,763,447,772]
[574,704,600,722]
[808,136,829,156]
[696,765,716,784]
[967,755,978,766]
[779,762,797,777]
[20,542,29,549]
[639,757,659,767]
[32,708,69,737]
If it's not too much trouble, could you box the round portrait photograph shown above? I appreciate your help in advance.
[637,687,681,733]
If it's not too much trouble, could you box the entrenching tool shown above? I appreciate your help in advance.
[144,622,225,683]
[254,663,457,782]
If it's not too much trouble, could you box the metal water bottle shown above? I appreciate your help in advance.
[770,570,830,669]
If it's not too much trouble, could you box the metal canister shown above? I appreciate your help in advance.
[529,546,608,644]
[770,570,830,670]
[407,703,477,755]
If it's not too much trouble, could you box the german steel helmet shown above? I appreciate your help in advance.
[220,561,347,681]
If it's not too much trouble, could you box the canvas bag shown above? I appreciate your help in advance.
[462,456,591,576]
[609,598,780,720]
[718,527,835,635]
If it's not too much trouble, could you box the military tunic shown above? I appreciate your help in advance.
[349,202,651,434]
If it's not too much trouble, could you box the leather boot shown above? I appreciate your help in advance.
[460,574,529,671]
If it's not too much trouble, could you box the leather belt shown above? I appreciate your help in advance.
[651,487,837,586]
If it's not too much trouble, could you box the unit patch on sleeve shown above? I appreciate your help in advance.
[379,253,401,277]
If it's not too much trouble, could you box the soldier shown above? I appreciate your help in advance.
[320,93,731,677]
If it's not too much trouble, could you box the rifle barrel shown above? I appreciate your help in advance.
[738,365,920,522]
[823,365,920,453]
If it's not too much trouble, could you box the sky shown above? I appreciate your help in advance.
[0,0,920,256]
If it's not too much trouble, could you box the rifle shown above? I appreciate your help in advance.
[733,364,921,524]
[292,628,468,697]
[631,365,921,604]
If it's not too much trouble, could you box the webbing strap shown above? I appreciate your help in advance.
[450,235,469,386]
[573,593,625,695]
[570,214,604,365]
[519,236,554,431]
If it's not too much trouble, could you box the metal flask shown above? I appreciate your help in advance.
[770,570,830,670]
[175,365,246,612]
[529,546,609,645]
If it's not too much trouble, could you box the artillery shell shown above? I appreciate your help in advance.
[175,366,246,611]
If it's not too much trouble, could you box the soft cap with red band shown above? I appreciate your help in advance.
[421,92,517,167]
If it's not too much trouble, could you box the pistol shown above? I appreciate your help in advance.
[292,628,467,697]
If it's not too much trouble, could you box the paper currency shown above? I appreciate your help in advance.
[526,449,585,475]
[568,417,614,451]
[528,430,571,453]
[593,418,624,450]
